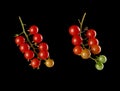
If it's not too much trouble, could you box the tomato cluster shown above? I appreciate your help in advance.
[15,17,54,69]
[68,13,107,70]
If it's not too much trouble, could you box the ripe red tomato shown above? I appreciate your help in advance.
[19,43,30,53]
[73,46,82,55]
[30,58,41,69]
[33,33,43,43]
[28,25,39,35]
[69,25,80,36]
[38,42,49,51]
[80,49,91,59]
[90,45,101,54]
[24,50,34,60]
[86,29,96,38]
[15,36,25,46]
[88,38,99,46]
[72,35,83,46]
[38,50,49,60]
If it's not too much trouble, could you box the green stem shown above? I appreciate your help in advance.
[19,32,24,35]
[18,16,38,55]
[81,43,85,49]
[78,12,87,49]
[78,19,81,36]
[90,56,97,63]
[78,13,99,65]
[80,12,86,31]
[78,19,81,29]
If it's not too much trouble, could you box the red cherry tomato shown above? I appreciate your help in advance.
[38,42,49,51]
[88,38,99,46]
[19,43,30,53]
[69,25,81,36]
[38,50,49,60]
[30,58,41,69]
[33,33,43,43]
[24,50,34,60]
[15,36,25,46]
[86,29,96,38]
[72,35,83,46]
[73,46,82,55]
[28,25,39,35]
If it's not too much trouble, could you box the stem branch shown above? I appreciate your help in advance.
[90,56,97,63]
[18,16,38,55]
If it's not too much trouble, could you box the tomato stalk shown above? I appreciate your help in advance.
[90,56,97,63]
[78,12,86,33]
[19,32,24,35]
[18,16,51,61]
[78,13,99,63]
[18,16,38,56]
[78,12,86,49]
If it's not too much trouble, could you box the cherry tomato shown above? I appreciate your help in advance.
[80,49,91,59]
[19,43,30,53]
[69,25,80,36]
[90,45,101,54]
[38,50,49,60]
[45,58,54,67]
[97,55,107,63]
[24,50,34,60]
[30,58,41,69]
[33,33,43,43]
[95,62,104,70]
[73,46,82,55]
[15,36,25,46]
[28,25,39,35]
[72,35,83,46]
[88,38,99,46]
[38,42,49,51]
[86,29,96,38]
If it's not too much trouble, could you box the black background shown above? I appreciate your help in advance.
[1,0,118,88]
